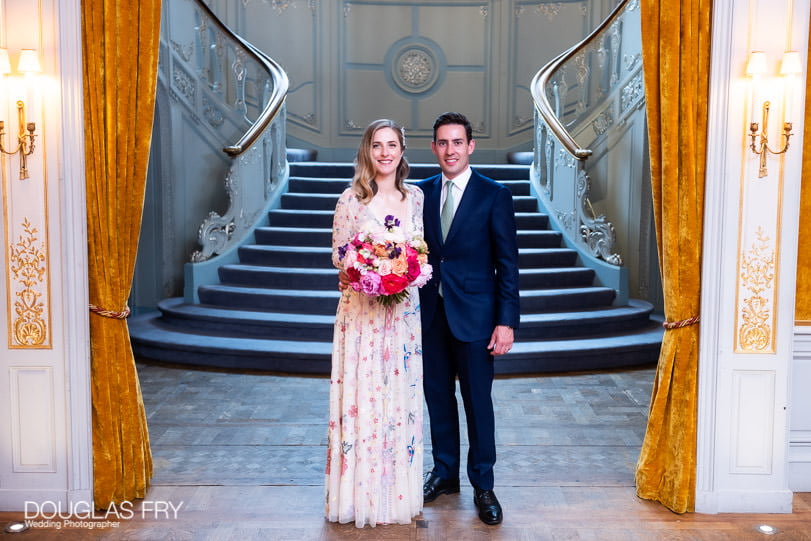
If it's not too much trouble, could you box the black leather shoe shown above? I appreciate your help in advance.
[423,472,460,503]
[473,488,503,525]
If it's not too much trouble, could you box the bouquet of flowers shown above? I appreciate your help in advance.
[338,215,432,306]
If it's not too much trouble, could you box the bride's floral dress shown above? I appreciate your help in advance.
[325,185,425,527]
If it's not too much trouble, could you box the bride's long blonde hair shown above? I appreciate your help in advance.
[352,119,410,204]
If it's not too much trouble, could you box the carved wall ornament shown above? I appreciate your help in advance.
[203,97,225,127]
[535,3,563,21]
[737,227,775,352]
[554,209,577,234]
[513,115,533,128]
[397,50,433,88]
[9,218,49,347]
[609,20,621,87]
[621,72,644,114]
[623,53,641,72]
[170,40,193,62]
[575,51,589,114]
[592,108,614,136]
[388,41,442,95]
[271,0,292,14]
[172,63,197,103]
[555,148,576,169]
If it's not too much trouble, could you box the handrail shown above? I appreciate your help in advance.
[530,0,629,160]
[194,0,289,157]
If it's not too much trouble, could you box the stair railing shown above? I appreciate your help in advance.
[530,0,642,303]
[178,0,289,301]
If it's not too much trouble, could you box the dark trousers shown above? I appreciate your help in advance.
[423,297,496,490]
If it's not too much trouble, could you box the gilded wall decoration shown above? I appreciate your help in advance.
[737,226,775,352]
[8,218,50,348]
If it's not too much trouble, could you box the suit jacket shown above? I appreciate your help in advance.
[417,168,520,342]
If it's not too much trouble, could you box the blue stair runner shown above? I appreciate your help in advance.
[129,162,663,374]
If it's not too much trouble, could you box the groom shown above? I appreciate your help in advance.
[417,112,520,525]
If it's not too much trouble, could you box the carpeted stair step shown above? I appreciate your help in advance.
[281,192,340,210]
[519,267,594,289]
[288,177,350,193]
[517,230,563,249]
[515,212,549,229]
[519,248,578,267]
[268,209,334,228]
[130,312,332,373]
[254,226,332,247]
[512,196,540,212]
[498,180,531,196]
[130,310,661,375]
[238,244,332,267]
[519,286,616,312]
[218,264,337,290]
[153,297,334,340]
[517,299,656,339]
[198,284,341,314]
[502,320,664,374]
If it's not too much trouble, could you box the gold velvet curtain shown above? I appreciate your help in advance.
[796,35,811,323]
[82,0,161,505]
[634,0,712,513]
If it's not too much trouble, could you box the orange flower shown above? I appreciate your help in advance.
[391,257,409,275]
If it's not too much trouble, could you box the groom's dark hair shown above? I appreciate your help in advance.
[432,112,473,142]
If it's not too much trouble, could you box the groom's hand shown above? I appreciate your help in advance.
[487,325,514,356]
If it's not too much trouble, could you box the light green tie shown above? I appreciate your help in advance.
[441,179,455,240]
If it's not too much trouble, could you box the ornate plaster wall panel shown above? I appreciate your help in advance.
[2,94,51,349]
[341,2,490,138]
[733,157,784,354]
[237,0,320,132]
[509,1,591,136]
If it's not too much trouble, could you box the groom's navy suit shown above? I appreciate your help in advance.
[417,168,520,491]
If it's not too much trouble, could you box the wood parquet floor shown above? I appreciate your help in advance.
[3,361,810,540]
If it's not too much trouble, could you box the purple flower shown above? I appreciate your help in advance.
[337,244,348,260]
[383,215,401,231]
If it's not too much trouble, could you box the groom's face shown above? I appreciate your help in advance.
[431,124,475,180]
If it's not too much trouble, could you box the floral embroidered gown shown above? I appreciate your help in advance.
[325,184,425,527]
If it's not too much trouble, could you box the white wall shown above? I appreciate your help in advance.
[0,0,92,511]
[698,0,809,513]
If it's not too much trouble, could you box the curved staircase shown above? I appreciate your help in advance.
[129,162,663,375]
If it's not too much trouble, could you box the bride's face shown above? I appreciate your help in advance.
[370,127,403,178]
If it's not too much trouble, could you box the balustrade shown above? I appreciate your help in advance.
[163,0,289,301]
[531,0,646,303]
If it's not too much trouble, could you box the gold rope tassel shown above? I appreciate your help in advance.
[89,303,131,319]
[662,315,700,330]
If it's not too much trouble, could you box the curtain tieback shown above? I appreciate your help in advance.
[89,303,131,319]
[662,315,700,329]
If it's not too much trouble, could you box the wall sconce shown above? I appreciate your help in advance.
[746,51,801,178]
[0,48,41,180]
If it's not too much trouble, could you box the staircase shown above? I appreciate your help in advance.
[129,162,663,375]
